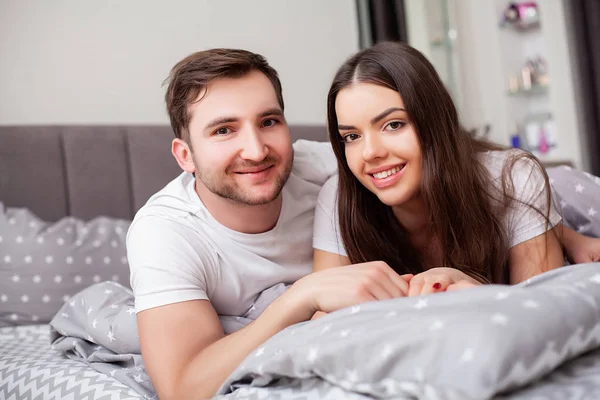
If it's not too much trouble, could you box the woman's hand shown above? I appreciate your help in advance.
[561,226,600,264]
[407,267,481,296]
[567,235,600,263]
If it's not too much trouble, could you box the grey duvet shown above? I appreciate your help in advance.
[49,263,600,399]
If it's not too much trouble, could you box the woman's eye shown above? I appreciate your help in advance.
[343,133,360,143]
[385,121,405,131]
[263,118,278,127]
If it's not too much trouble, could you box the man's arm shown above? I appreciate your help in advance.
[138,261,410,399]
[129,215,318,398]
[138,294,310,400]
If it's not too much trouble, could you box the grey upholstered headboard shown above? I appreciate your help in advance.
[0,125,327,222]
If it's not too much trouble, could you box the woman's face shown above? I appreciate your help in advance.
[335,83,422,208]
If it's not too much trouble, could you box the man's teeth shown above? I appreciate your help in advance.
[372,166,403,179]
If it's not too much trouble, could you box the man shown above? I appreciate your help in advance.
[126,49,410,399]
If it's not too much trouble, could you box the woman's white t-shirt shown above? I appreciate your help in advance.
[313,149,562,256]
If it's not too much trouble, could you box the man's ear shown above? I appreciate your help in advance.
[172,138,196,173]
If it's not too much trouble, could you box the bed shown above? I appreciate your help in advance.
[2,125,600,400]
[0,324,141,399]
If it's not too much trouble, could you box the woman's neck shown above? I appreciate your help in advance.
[391,197,429,235]
[392,197,443,268]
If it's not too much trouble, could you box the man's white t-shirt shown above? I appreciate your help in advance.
[313,149,562,256]
[127,140,337,316]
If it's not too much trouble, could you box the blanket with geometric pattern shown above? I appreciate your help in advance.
[0,324,144,400]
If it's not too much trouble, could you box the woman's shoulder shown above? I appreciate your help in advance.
[317,174,340,207]
[478,148,540,181]
[478,147,550,210]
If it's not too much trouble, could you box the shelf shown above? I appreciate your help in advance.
[499,19,541,32]
[524,112,553,123]
[430,38,443,47]
[506,85,549,97]
[429,38,454,50]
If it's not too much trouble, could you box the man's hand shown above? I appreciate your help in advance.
[407,267,481,296]
[291,261,411,315]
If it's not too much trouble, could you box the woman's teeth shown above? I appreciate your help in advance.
[372,165,404,179]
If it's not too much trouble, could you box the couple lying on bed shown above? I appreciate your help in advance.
[127,42,598,399]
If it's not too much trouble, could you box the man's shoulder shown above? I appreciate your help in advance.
[134,172,203,221]
[128,172,213,244]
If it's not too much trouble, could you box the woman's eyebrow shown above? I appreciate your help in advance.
[338,107,406,131]
[370,107,406,125]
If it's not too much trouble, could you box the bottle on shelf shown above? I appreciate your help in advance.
[506,55,550,95]
[500,2,541,30]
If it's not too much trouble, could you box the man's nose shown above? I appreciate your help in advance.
[239,127,268,162]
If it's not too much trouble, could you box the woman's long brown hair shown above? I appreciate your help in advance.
[327,42,556,284]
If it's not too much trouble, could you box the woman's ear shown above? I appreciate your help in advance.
[171,138,196,173]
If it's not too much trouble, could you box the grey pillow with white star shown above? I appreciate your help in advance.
[547,166,600,237]
[0,203,131,326]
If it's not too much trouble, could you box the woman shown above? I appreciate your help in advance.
[313,41,567,295]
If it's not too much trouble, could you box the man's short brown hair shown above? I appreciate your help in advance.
[164,48,284,142]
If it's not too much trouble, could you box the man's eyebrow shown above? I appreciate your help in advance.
[337,107,406,131]
[204,116,239,130]
[204,108,284,131]
[258,108,284,118]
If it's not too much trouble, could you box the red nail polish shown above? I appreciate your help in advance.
[433,282,442,290]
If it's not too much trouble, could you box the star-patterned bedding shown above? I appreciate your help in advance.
[547,165,600,237]
[43,280,290,400]
[47,281,157,399]
[13,265,600,400]
[0,324,144,400]
[217,263,600,399]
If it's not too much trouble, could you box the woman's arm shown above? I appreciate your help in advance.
[311,249,351,320]
[508,226,564,284]
[313,248,351,272]
[502,153,565,283]
[312,176,351,273]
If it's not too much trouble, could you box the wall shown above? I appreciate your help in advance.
[453,1,508,145]
[405,0,433,61]
[538,0,586,169]
[450,0,586,169]
[0,0,359,126]
[407,0,502,141]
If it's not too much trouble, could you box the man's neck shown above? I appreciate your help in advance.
[195,181,283,234]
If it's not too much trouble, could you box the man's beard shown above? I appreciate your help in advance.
[194,152,294,206]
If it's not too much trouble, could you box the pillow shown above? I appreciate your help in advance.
[219,263,600,398]
[0,203,131,327]
[547,165,600,237]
